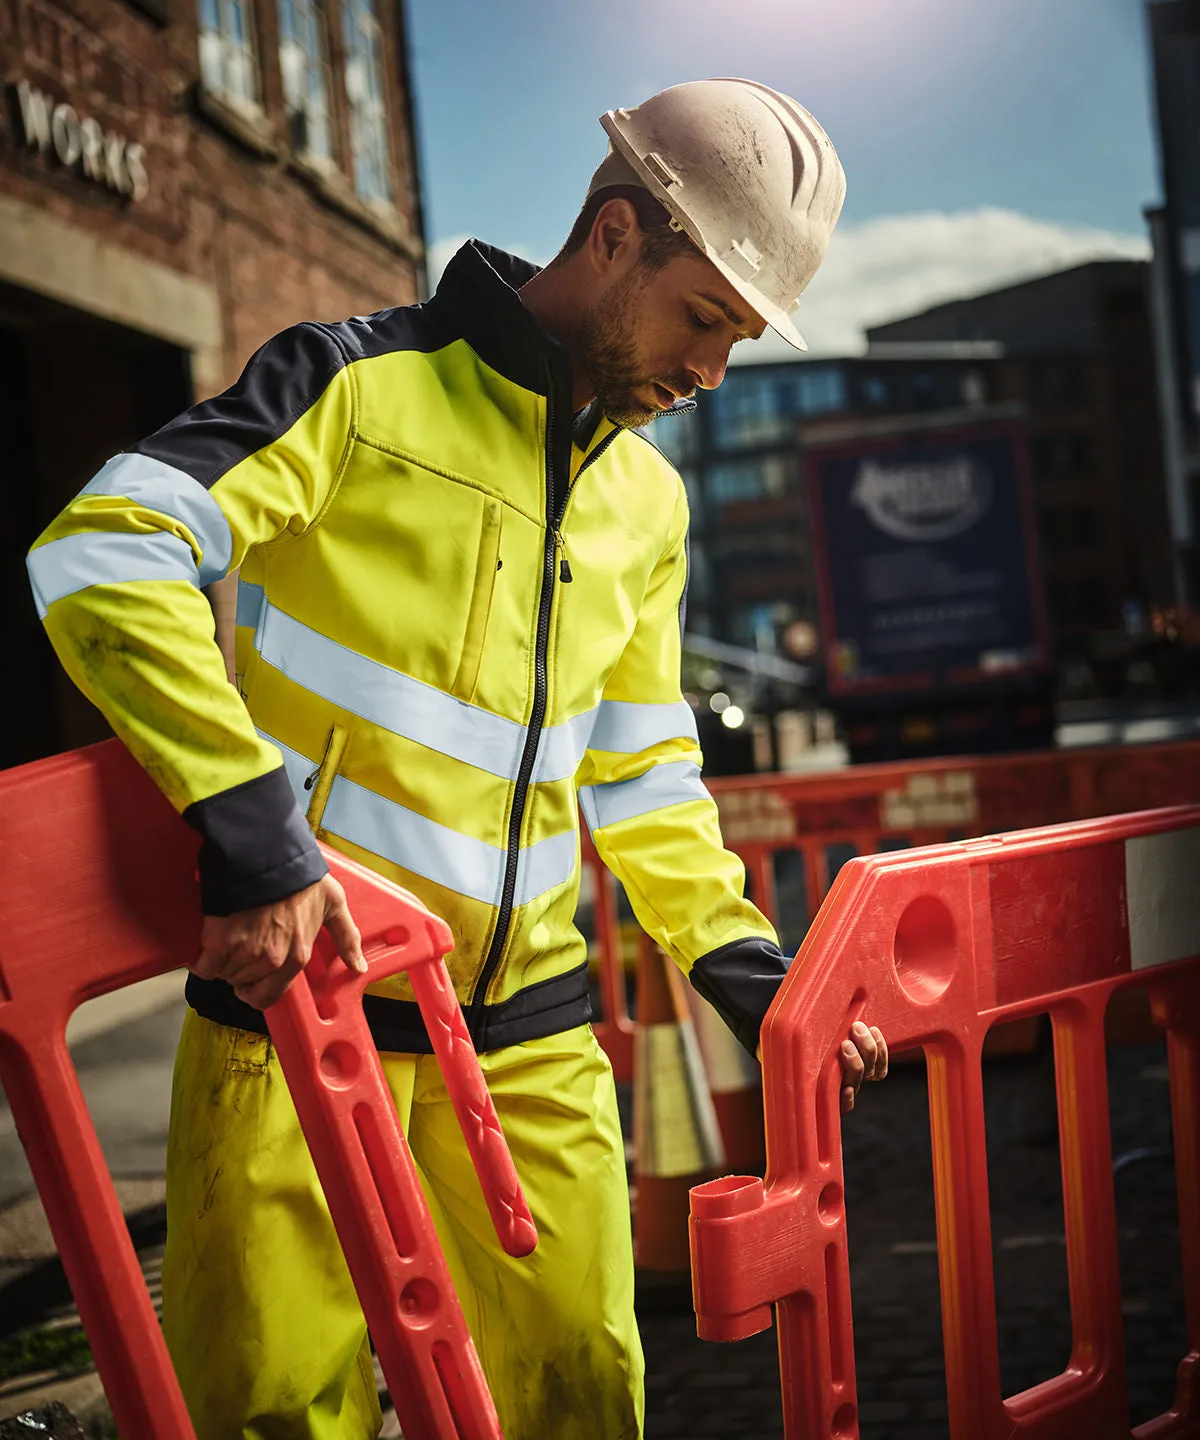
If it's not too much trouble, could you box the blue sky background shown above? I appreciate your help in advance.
[404,0,1164,358]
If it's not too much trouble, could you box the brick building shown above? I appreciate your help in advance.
[0,0,425,764]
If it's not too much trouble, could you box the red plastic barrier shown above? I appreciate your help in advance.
[0,741,535,1440]
[583,848,635,1083]
[690,806,1200,1439]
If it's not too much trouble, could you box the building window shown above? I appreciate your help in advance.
[342,0,391,203]
[198,0,261,111]
[279,0,333,160]
[708,455,795,506]
[647,414,700,465]
[712,372,789,449]
[961,370,987,408]
[789,365,847,418]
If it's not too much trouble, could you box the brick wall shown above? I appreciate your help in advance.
[0,0,424,393]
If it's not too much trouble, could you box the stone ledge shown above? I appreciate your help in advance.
[193,86,279,161]
[287,151,423,263]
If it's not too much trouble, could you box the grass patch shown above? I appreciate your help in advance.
[0,1323,94,1380]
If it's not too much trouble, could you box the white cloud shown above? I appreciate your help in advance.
[733,207,1152,363]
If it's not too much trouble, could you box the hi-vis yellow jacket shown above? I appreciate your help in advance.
[29,242,786,1055]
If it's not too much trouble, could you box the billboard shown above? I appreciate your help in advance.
[806,417,1050,699]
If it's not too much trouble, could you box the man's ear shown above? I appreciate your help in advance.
[586,197,642,278]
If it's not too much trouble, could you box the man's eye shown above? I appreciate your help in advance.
[689,310,716,330]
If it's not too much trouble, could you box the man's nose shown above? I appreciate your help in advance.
[687,340,732,391]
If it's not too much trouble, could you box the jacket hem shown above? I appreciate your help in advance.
[184,960,593,1054]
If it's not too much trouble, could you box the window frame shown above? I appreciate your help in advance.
[197,0,264,114]
[277,0,335,163]
[341,0,393,206]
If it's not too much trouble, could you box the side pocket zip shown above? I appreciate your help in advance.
[303,723,348,833]
[453,497,504,702]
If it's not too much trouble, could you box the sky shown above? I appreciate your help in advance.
[404,0,1162,360]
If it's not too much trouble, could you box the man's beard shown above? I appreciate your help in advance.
[575,270,691,428]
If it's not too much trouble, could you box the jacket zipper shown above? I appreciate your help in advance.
[467,397,621,1021]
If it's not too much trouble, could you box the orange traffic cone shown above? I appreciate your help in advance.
[686,986,766,1175]
[633,935,724,1274]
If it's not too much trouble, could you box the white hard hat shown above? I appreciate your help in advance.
[588,78,846,351]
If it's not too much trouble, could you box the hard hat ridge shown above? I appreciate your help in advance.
[590,77,846,350]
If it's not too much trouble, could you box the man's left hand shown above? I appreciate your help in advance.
[834,1021,888,1113]
[756,1021,889,1114]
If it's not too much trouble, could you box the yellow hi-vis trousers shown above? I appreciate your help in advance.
[160,1012,644,1440]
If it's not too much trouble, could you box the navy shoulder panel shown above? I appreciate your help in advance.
[136,301,458,490]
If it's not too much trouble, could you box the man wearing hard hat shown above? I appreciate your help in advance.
[30,79,887,1438]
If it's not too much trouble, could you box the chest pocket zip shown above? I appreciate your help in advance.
[304,723,348,833]
[452,497,503,702]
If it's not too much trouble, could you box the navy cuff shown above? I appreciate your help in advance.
[689,936,791,1058]
[182,766,327,915]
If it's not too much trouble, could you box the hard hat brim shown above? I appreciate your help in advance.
[705,254,809,353]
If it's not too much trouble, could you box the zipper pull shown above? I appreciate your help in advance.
[304,763,321,791]
[554,528,573,583]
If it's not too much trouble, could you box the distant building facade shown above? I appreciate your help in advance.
[868,260,1174,647]
[652,349,997,655]
[0,0,425,763]
[655,259,1172,671]
[1145,0,1200,603]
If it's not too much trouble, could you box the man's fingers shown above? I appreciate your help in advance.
[841,1038,865,1092]
[234,955,303,1010]
[871,1026,889,1079]
[324,890,367,974]
[850,1021,878,1081]
[841,1083,855,1114]
[191,947,223,980]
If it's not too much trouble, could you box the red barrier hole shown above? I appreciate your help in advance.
[831,1401,856,1437]
[1106,988,1184,1428]
[818,1182,843,1224]
[892,895,958,1003]
[319,1041,361,1089]
[399,1277,440,1326]
[983,1013,1071,1398]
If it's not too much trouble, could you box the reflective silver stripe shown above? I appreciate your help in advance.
[324,775,576,907]
[257,730,315,803]
[258,727,577,908]
[256,600,596,784]
[81,452,233,583]
[28,531,200,620]
[237,580,266,630]
[589,699,698,753]
[536,707,598,781]
[579,760,708,832]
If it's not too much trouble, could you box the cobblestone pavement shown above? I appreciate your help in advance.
[639,1037,1185,1439]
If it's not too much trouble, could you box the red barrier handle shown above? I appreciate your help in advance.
[408,959,537,1257]
[266,849,538,1440]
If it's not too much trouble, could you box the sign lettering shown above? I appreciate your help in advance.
[13,80,149,202]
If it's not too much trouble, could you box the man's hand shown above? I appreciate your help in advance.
[191,873,368,1010]
[836,1022,888,1113]
[756,1020,889,1114]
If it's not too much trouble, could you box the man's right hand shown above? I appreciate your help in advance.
[191,872,368,1010]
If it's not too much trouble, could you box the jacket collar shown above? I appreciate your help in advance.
[432,239,697,423]
[433,240,571,402]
